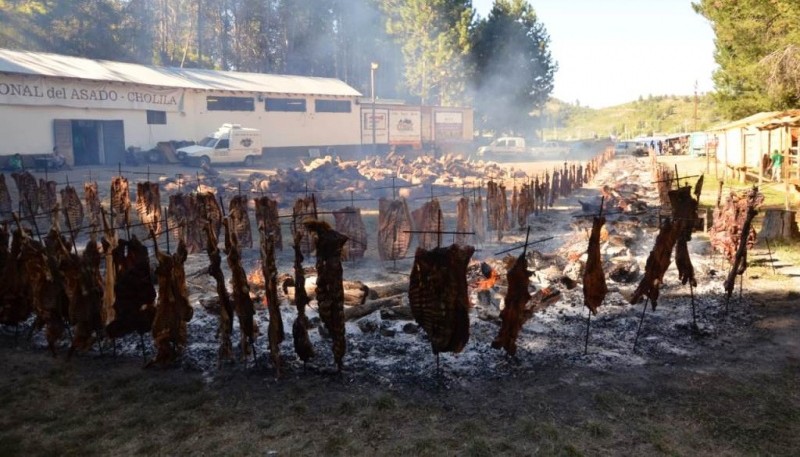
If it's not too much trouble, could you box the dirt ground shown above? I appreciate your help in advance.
[0,155,798,456]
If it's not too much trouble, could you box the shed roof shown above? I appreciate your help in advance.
[754,109,800,130]
[0,48,362,97]
[709,111,781,131]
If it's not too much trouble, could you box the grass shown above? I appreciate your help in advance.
[0,259,798,456]
[0,356,796,456]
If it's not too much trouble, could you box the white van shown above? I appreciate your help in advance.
[177,124,262,166]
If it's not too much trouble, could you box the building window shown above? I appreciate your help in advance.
[146,110,166,125]
[315,99,351,113]
[266,98,306,112]
[207,96,255,111]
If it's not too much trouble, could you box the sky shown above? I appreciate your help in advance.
[472,0,717,108]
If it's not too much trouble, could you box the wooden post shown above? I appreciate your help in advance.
[761,132,769,186]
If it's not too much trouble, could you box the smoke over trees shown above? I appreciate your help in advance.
[381,0,473,106]
[0,0,557,132]
[470,0,556,134]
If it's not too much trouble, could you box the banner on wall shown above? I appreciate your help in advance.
[0,75,184,112]
[388,109,421,144]
[361,108,389,144]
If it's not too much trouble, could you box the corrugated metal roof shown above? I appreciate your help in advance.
[709,111,782,131]
[754,109,800,130]
[0,48,362,97]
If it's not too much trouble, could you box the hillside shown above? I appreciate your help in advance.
[542,95,725,141]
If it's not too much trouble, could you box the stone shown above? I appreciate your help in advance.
[608,260,640,283]
[402,322,419,334]
[357,316,379,334]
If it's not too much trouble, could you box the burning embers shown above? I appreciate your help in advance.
[4,146,707,378]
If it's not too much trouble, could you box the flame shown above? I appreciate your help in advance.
[247,265,265,289]
[477,269,499,290]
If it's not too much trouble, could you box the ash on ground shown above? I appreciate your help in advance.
[14,155,758,388]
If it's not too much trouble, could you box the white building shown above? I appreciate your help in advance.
[0,48,363,166]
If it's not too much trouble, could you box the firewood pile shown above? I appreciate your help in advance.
[259,154,513,202]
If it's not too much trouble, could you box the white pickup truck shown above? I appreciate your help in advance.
[476,137,569,159]
[176,123,262,167]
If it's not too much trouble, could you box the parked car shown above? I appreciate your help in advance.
[614,142,633,155]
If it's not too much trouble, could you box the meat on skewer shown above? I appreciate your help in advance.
[150,237,192,366]
[204,221,234,366]
[195,191,223,241]
[12,171,38,218]
[409,244,475,355]
[293,195,318,255]
[84,181,102,229]
[105,235,157,358]
[455,197,470,245]
[333,206,367,260]
[377,198,413,261]
[23,229,65,355]
[0,174,12,220]
[492,253,534,355]
[168,193,203,254]
[291,231,315,363]
[630,218,677,309]
[229,195,252,248]
[412,199,442,250]
[0,226,31,327]
[255,196,282,251]
[67,235,104,357]
[259,226,285,375]
[223,218,258,360]
[60,185,84,238]
[135,182,161,237]
[583,216,608,314]
[304,220,348,370]
[110,176,131,228]
[38,178,58,217]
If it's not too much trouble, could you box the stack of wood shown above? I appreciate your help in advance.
[710,189,764,262]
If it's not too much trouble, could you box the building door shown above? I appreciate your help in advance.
[102,120,125,165]
[72,120,101,165]
[54,119,126,165]
[53,119,75,165]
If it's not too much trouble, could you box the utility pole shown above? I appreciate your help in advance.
[371,62,379,156]
[693,80,699,131]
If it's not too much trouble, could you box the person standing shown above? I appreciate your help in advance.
[51,146,66,169]
[770,149,783,182]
